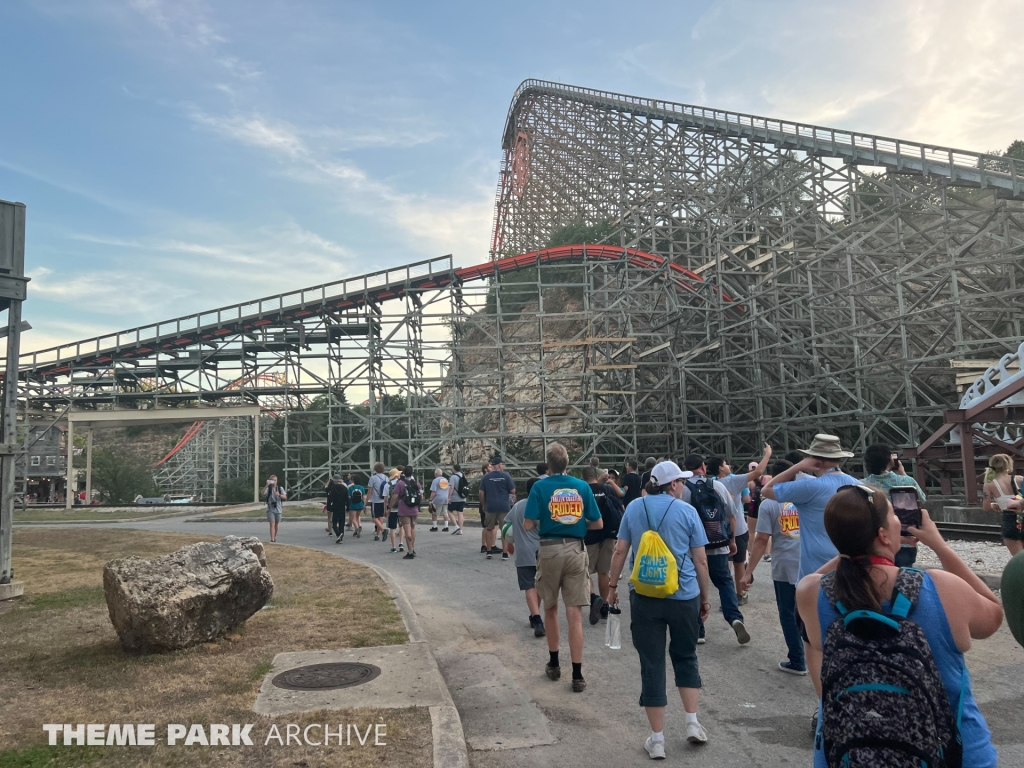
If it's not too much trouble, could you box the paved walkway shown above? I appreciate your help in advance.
[90,515,1024,767]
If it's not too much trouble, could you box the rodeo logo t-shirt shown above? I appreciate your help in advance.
[525,474,601,539]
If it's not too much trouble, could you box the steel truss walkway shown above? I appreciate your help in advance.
[18,245,720,498]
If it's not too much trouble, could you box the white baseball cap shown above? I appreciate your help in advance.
[651,460,693,485]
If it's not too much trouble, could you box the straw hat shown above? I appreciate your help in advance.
[388,468,401,480]
[798,434,854,460]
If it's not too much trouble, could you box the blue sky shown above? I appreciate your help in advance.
[3,0,1023,352]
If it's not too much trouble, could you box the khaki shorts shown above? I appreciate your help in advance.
[433,503,448,517]
[536,539,590,609]
[586,538,616,575]
[399,514,416,528]
[484,511,507,530]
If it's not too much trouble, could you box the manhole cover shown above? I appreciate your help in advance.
[271,662,382,691]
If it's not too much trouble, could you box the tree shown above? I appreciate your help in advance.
[1005,140,1024,161]
[217,475,255,503]
[91,447,160,503]
[485,220,617,317]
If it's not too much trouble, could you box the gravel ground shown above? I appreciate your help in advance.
[917,538,1013,574]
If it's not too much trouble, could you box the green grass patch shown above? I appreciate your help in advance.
[249,660,273,682]
[0,745,102,768]
[29,587,106,612]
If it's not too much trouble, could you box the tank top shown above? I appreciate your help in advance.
[813,572,996,768]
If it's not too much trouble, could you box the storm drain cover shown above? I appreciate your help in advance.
[271,662,382,691]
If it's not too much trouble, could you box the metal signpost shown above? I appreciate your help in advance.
[0,199,27,599]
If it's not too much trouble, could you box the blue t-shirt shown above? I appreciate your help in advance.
[525,474,601,539]
[617,494,708,600]
[480,470,516,513]
[773,470,858,580]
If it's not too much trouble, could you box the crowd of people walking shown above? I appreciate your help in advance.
[263,432,1013,765]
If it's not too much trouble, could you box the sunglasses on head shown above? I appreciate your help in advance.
[842,483,879,510]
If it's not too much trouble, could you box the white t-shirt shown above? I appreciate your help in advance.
[449,472,465,503]
[681,476,736,556]
[368,473,389,504]
[716,473,750,536]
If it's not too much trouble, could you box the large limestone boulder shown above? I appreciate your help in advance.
[103,536,273,652]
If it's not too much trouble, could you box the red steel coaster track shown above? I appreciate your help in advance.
[20,244,736,381]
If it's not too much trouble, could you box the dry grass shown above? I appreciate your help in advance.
[13,507,194,523]
[0,529,429,768]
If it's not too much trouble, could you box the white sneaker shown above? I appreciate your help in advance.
[685,721,708,744]
[643,736,666,759]
[732,619,751,644]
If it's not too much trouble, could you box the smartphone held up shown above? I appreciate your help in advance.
[889,487,922,534]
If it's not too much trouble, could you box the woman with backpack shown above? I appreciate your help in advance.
[607,461,712,760]
[796,484,1002,768]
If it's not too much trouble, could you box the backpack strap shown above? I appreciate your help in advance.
[642,497,678,533]
[820,570,839,609]
[889,568,925,617]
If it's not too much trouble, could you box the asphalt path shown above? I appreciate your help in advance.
[88,514,1024,767]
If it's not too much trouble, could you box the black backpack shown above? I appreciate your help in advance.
[589,484,624,534]
[684,478,732,549]
[350,486,363,505]
[749,483,762,516]
[455,472,469,498]
[819,569,963,768]
[402,478,422,508]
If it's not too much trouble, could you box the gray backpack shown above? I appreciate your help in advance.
[818,568,963,768]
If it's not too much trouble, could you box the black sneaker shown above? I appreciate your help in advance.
[589,595,604,625]
[545,663,561,681]
[572,677,586,693]
[335,534,344,544]
[486,552,492,559]
[403,551,415,560]
[489,546,503,555]
[501,552,509,561]
[373,533,380,541]
[534,619,545,638]
[480,545,488,554]
[600,603,609,620]
[430,526,438,531]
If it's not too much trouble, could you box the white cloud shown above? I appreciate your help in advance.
[128,0,225,48]
[187,110,307,157]
[187,105,492,262]
[616,1,1024,154]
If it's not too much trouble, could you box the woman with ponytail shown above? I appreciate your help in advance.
[982,453,1024,555]
[797,484,1002,767]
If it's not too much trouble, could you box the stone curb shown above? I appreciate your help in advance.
[271,542,469,768]
[359,561,470,768]
[979,572,1002,590]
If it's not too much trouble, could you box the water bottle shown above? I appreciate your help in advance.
[606,605,622,650]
